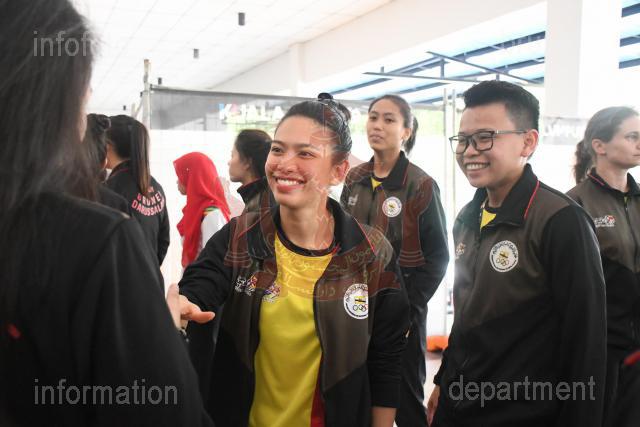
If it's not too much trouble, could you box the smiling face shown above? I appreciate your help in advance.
[456,102,537,192]
[367,98,411,154]
[594,115,640,170]
[266,116,348,210]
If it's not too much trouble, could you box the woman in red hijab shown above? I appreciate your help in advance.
[174,152,231,268]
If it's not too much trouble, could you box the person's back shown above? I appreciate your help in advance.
[3,193,208,426]
[0,0,210,424]
[106,162,169,267]
[97,184,130,214]
[105,115,170,266]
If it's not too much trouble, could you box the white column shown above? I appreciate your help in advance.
[544,0,622,118]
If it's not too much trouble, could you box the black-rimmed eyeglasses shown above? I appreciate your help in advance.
[449,130,528,154]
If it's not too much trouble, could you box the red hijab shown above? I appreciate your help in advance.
[174,152,231,267]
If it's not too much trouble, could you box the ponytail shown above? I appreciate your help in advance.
[404,116,419,155]
[107,115,151,194]
[573,106,639,184]
[573,140,593,184]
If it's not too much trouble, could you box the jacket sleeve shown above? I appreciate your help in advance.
[433,347,448,386]
[414,180,449,306]
[157,201,170,266]
[179,220,234,313]
[542,205,606,427]
[367,252,411,407]
[76,218,213,426]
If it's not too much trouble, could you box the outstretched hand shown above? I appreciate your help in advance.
[427,385,440,425]
[166,284,215,329]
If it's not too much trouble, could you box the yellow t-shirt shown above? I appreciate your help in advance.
[480,208,497,230]
[249,235,332,427]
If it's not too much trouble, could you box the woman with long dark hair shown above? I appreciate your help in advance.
[178,94,410,426]
[0,1,212,425]
[567,106,640,427]
[340,94,449,426]
[106,115,170,266]
[228,129,272,213]
[83,113,129,213]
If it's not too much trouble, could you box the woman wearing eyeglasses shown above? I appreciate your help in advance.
[340,94,449,427]
[178,94,410,427]
[567,106,640,427]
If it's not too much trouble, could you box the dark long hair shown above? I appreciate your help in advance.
[84,114,111,181]
[369,94,419,155]
[0,0,94,392]
[234,129,272,178]
[574,106,639,183]
[107,115,151,194]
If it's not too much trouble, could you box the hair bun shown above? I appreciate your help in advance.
[317,92,333,101]
[316,92,351,123]
[95,115,111,132]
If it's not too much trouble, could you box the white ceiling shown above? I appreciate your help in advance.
[73,0,392,115]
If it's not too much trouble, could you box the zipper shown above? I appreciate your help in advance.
[624,198,640,273]
[312,276,326,402]
[367,185,383,226]
[453,226,481,409]
[247,294,262,412]
[452,219,519,410]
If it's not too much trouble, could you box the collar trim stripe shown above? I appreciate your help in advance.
[587,173,607,187]
[524,180,540,220]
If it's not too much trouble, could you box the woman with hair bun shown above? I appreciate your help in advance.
[178,93,409,426]
[106,115,170,266]
[340,94,449,426]
[567,106,640,427]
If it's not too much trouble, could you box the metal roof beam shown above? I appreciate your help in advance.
[363,71,482,84]
[427,51,542,84]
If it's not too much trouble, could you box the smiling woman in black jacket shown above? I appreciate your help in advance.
[178,94,410,427]
[105,115,170,266]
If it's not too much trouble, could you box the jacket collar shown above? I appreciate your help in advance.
[354,151,409,191]
[245,198,375,267]
[459,163,540,228]
[237,177,268,204]
[108,160,130,178]
[587,168,640,197]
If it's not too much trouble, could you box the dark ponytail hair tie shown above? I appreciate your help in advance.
[95,115,111,132]
[316,92,351,123]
